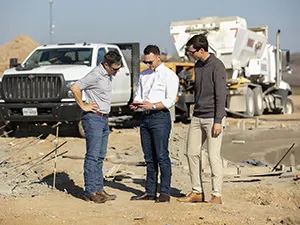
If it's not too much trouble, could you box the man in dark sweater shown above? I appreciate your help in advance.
[177,34,227,204]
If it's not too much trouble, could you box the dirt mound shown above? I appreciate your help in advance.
[235,185,300,209]
[0,35,40,76]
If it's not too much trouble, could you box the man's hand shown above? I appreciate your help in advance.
[129,101,143,110]
[139,101,154,110]
[213,123,222,137]
[81,102,99,113]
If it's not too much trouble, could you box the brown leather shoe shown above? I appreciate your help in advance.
[155,194,170,203]
[82,193,108,203]
[96,189,117,201]
[177,192,205,203]
[130,193,156,201]
[207,196,222,204]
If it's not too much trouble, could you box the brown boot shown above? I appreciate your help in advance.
[177,192,205,203]
[207,196,222,204]
[155,194,170,203]
[82,193,108,203]
[97,189,117,201]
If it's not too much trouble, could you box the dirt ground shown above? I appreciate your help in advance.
[0,96,300,225]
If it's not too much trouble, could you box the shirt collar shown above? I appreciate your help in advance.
[99,63,110,77]
[154,63,164,73]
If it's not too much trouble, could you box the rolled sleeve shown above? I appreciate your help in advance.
[133,75,143,102]
[162,71,179,109]
[75,68,98,90]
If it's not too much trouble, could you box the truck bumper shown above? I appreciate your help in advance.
[0,102,82,122]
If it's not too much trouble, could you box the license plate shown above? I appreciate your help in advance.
[22,108,38,116]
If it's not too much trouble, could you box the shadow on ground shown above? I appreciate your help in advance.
[41,172,84,199]
[105,176,184,198]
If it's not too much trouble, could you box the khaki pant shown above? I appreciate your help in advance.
[186,117,225,197]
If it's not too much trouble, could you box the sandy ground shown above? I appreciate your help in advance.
[0,96,300,225]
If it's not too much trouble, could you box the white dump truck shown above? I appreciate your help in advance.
[170,16,294,117]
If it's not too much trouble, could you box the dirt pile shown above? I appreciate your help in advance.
[0,35,40,76]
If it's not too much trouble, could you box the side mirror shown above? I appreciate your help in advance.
[284,51,293,74]
[286,51,290,64]
[9,58,18,68]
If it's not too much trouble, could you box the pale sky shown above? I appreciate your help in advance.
[0,0,298,53]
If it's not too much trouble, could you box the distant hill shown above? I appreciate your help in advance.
[0,35,39,76]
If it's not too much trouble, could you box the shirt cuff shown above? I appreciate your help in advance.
[161,99,174,109]
[214,117,223,124]
[75,80,84,90]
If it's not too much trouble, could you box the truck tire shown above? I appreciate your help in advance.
[284,97,294,114]
[245,88,255,117]
[188,104,194,120]
[78,120,86,138]
[253,87,264,116]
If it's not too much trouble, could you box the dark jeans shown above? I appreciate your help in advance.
[81,112,109,194]
[140,110,172,196]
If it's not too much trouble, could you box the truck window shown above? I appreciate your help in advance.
[97,48,106,65]
[25,48,93,66]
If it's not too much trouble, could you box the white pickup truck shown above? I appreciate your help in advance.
[0,42,140,135]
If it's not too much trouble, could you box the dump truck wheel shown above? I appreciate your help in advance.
[253,87,264,116]
[78,120,86,138]
[188,104,194,120]
[245,88,255,117]
[284,97,294,114]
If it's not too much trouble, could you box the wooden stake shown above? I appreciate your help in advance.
[52,123,60,189]
[12,141,67,181]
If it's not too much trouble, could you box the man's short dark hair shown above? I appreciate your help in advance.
[144,45,160,55]
[104,51,122,66]
[186,34,209,52]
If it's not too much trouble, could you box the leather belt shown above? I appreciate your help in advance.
[93,111,109,118]
[143,109,169,115]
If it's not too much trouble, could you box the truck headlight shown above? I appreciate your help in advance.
[66,81,76,88]
[64,80,77,98]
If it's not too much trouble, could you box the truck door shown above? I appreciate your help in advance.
[107,47,131,106]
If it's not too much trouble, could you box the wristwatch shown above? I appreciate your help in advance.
[152,103,157,110]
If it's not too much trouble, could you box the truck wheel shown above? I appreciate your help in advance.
[188,104,194,120]
[78,120,86,138]
[253,87,264,116]
[284,97,294,114]
[245,88,255,117]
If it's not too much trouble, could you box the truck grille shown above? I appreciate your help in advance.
[1,74,64,103]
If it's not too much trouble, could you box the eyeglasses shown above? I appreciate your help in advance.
[186,49,198,55]
[143,57,157,65]
[110,65,122,71]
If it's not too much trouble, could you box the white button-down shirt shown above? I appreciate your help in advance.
[134,63,179,109]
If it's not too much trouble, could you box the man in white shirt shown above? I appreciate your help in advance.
[130,45,179,203]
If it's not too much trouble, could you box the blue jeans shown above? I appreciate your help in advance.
[140,110,172,196]
[81,112,109,194]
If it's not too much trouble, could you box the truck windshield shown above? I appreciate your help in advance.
[24,48,93,66]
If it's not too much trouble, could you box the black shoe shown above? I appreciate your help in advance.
[130,193,156,201]
[155,194,170,203]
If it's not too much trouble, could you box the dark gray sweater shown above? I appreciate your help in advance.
[193,54,227,124]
